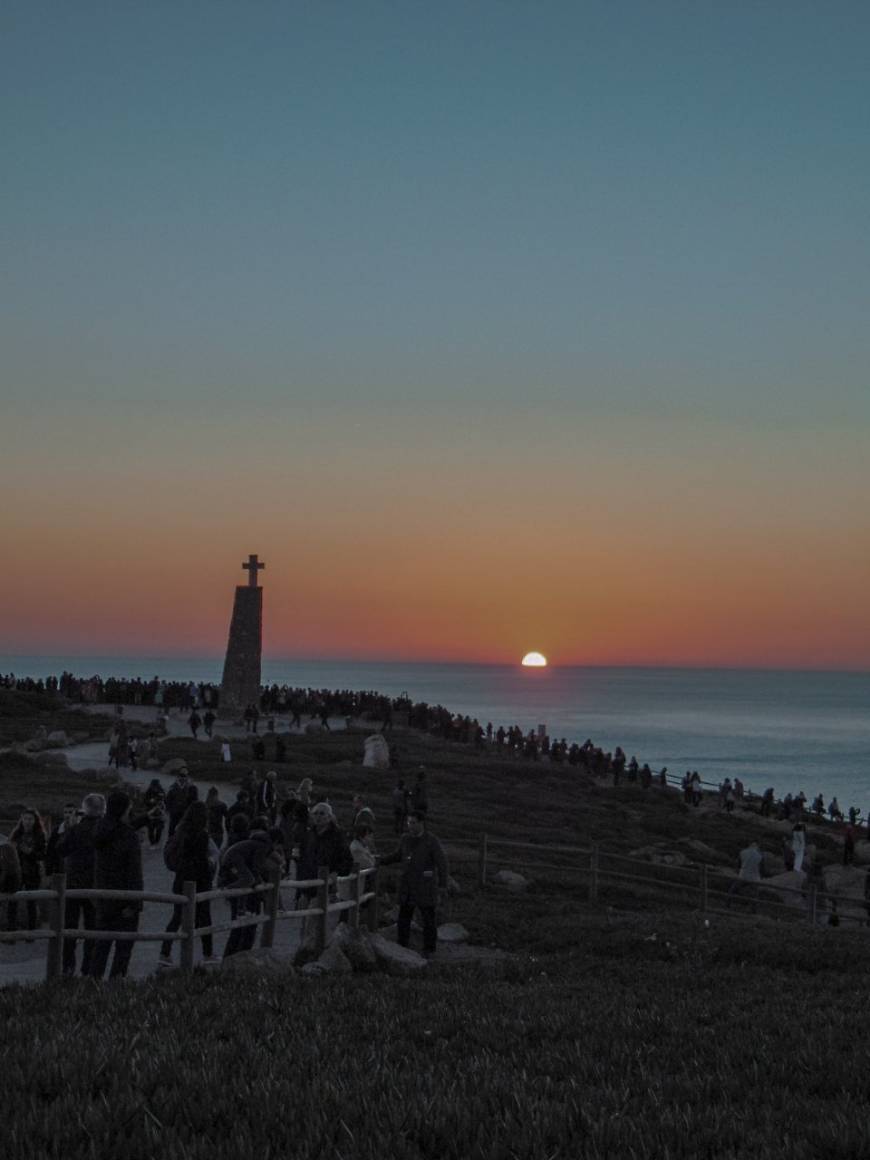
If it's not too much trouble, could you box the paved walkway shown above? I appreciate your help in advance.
[1,707,356,986]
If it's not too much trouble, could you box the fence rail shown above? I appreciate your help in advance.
[476,833,866,932]
[0,866,378,980]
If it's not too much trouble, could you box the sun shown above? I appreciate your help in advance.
[521,652,548,667]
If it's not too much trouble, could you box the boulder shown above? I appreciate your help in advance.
[629,845,688,867]
[437,922,469,944]
[329,923,377,970]
[853,842,870,866]
[304,723,325,735]
[222,949,292,974]
[162,757,188,776]
[492,870,530,891]
[46,730,69,747]
[678,839,730,865]
[314,942,353,975]
[363,734,390,770]
[760,870,807,909]
[368,933,428,976]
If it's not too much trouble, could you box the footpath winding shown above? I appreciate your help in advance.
[0,707,344,986]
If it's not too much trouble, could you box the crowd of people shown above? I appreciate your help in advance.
[0,759,448,977]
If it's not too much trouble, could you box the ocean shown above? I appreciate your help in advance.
[2,656,868,809]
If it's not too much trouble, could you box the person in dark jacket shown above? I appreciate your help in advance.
[57,793,105,976]
[255,770,278,824]
[164,768,198,837]
[0,841,22,933]
[8,809,48,934]
[158,801,218,967]
[45,804,78,876]
[88,791,145,979]
[219,828,283,958]
[298,802,353,884]
[205,786,228,849]
[380,811,448,956]
[227,790,253,828]
[143,779,166,848]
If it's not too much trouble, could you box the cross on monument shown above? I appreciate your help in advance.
[242,554,265,587]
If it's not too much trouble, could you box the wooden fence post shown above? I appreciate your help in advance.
[261,866,280,949]
[478,833,488,888]
[366,868,379,933]
[46,873,66,981]
[700,864,709,913]
[352,871,363,930]
[589,843,599,903]
[316,865,330,953]
[181,881,197,971]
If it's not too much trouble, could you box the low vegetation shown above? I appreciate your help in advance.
[0,689,864,1156]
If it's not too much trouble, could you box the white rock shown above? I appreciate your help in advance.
[368,933,428,975]
[330,923,377,969]
[363,734,390,770]
[437,922,469,943]
[492,870,530,891]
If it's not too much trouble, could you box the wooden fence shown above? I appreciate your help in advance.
[0,866,378,981]
[475,834,867,931]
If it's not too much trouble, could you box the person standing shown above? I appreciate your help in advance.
[88,792,145,979]
[392,780,409,835]
[165,768,198,837]
[57,793,105,976]
[379,811,448,957]
[8,809,47,934]
[410,770,428,816]
[205,787,228,850]
[255,770,278,825]
[188,709,202,740]
[158,802,218,967]
[143,779,166,848]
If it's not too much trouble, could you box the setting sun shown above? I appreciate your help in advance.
[521,652,548,667]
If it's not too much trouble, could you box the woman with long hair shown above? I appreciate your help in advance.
[158,801,218,967]
[8,809,47,934]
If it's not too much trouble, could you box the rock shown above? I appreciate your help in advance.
[162,757,188,776]
[301,960,327,976]
[854,842,870,865]
[437,922,469,944]
[304,723,325,735]
[46,730,68,746]
[222,948,292,974]
[363,734,390,770]
[760,870,807,908]
[315,942,353,974]
[629,845,688,867]
[368,933,428,975]
[678,839,730,864]
[492,870,530,891]
[330,923,377,970]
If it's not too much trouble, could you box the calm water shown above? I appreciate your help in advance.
[3,656,869,807]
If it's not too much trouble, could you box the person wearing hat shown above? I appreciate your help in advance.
[165,767,198,838]
[88,791,145,979]
[56,793,105,976]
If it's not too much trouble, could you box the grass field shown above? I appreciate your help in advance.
[0,689,863,1157]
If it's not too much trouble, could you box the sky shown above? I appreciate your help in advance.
[2,1,869,668]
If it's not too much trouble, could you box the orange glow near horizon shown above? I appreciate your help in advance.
[1,407,868,670]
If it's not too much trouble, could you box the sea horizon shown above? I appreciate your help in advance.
[3,654,868,808]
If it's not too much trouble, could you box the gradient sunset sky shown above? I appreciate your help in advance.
[2,2,868,668]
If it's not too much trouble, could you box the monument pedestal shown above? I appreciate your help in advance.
[220,584,263,719]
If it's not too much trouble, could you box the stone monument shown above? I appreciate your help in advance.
[219,554,265,719]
